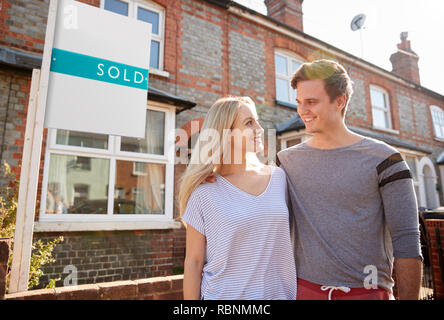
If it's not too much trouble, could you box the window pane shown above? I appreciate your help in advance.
[292,60,301,73]
[372,108,388,128]
[150,40,160,69]
[46,154,110,214]
[120,109,165,155]
[275,55,287,75]
[431,108,444,138]
[56,130,108,149]
[104,0,129,16]
[370,88,386,109]
[115,161,165,214]
[276,78,290,102]
[440,110,444,138]
[291,87,297,105]
[434,124,443,139]
[137,7,159,35]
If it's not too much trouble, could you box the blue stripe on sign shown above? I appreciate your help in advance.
[50,48,149,90]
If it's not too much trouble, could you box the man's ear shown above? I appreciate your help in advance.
[336,94,347,114]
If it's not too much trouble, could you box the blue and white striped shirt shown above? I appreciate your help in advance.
[182,166,297,300]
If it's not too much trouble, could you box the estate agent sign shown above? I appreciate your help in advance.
[45,0,152,138]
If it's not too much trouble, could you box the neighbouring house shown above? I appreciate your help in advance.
[0,0,443,288]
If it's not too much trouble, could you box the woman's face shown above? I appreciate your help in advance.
[230,102,264,157]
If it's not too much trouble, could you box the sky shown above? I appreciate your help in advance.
[235,0,444,96]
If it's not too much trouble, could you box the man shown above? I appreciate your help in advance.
[277,59,422,300]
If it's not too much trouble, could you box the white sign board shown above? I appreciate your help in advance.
[44,0,151,138]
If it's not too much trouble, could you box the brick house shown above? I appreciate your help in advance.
[0,0,443,288]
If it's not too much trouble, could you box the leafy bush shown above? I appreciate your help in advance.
[0,162,63,291]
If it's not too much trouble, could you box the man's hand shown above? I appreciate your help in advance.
[201,174,216,184]
[394,257,422,300]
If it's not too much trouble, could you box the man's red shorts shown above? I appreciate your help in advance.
[296,278,392,300]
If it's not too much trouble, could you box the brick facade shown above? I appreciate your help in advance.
[0,67,33,181]
[0,0,443,291]
[264,0,304,32]
[425,219,444,300]
[390,33,420,84]
[0,0,49,54]
[32,230,174,289]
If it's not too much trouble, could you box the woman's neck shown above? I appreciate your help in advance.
[216,153,263,176]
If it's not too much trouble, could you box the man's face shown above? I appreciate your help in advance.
[296,79,343,134]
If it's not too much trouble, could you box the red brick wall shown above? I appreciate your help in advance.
[32,230,176,289]
[425,219,444,300]
[0,66,48,221]
[264,0,304,32]
[5,274,183,300]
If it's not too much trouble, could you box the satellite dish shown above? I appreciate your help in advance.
[350,14,366,31]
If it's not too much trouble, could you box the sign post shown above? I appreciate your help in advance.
[9,0,58,293]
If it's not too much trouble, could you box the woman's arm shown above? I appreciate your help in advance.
[183,224,206,300]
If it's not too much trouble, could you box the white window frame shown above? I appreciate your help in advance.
[278,130,312,150]
[417,156,441,209]
[100,0,166,73]
[274,50,304,106]
[430,105,444,141]
[398,148,442,209]
[370,85,393,131]
[38,103,176,228]
[400,151,421,204]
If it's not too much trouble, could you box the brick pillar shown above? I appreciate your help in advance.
[0,238,11,299]
[389,32,420,84]
[264,0,304,32]
[425,219,444,300]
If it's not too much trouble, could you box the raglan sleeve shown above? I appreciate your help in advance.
[377,151,423,260]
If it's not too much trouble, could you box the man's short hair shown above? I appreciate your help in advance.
[291,59,353,117]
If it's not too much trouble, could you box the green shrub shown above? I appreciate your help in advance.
[1,162,63,291]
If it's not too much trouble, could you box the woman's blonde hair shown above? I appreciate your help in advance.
[178,96,255,216]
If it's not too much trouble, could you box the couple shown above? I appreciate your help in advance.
[180,60,422,300]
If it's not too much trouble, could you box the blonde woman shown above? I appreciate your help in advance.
[180,96,296,300]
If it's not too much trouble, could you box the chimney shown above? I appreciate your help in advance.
[264,0,304,32]
[390,32,420,84]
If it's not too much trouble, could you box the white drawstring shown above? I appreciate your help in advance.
[321,285,351,300]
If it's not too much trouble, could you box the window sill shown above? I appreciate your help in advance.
[434,137,444,143]
[149,68,170,78]
[34,220,183,232]
[275,99,298,110]
[371,126,399,135]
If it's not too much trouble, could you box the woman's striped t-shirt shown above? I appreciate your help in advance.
[182,166,297,300]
